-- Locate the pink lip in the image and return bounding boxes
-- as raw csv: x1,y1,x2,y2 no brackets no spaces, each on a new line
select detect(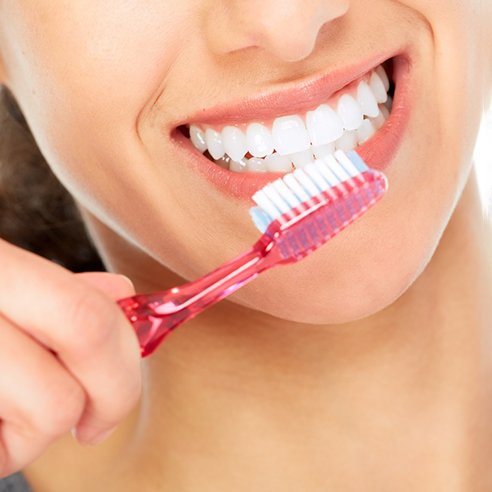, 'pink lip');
172,51,412,202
